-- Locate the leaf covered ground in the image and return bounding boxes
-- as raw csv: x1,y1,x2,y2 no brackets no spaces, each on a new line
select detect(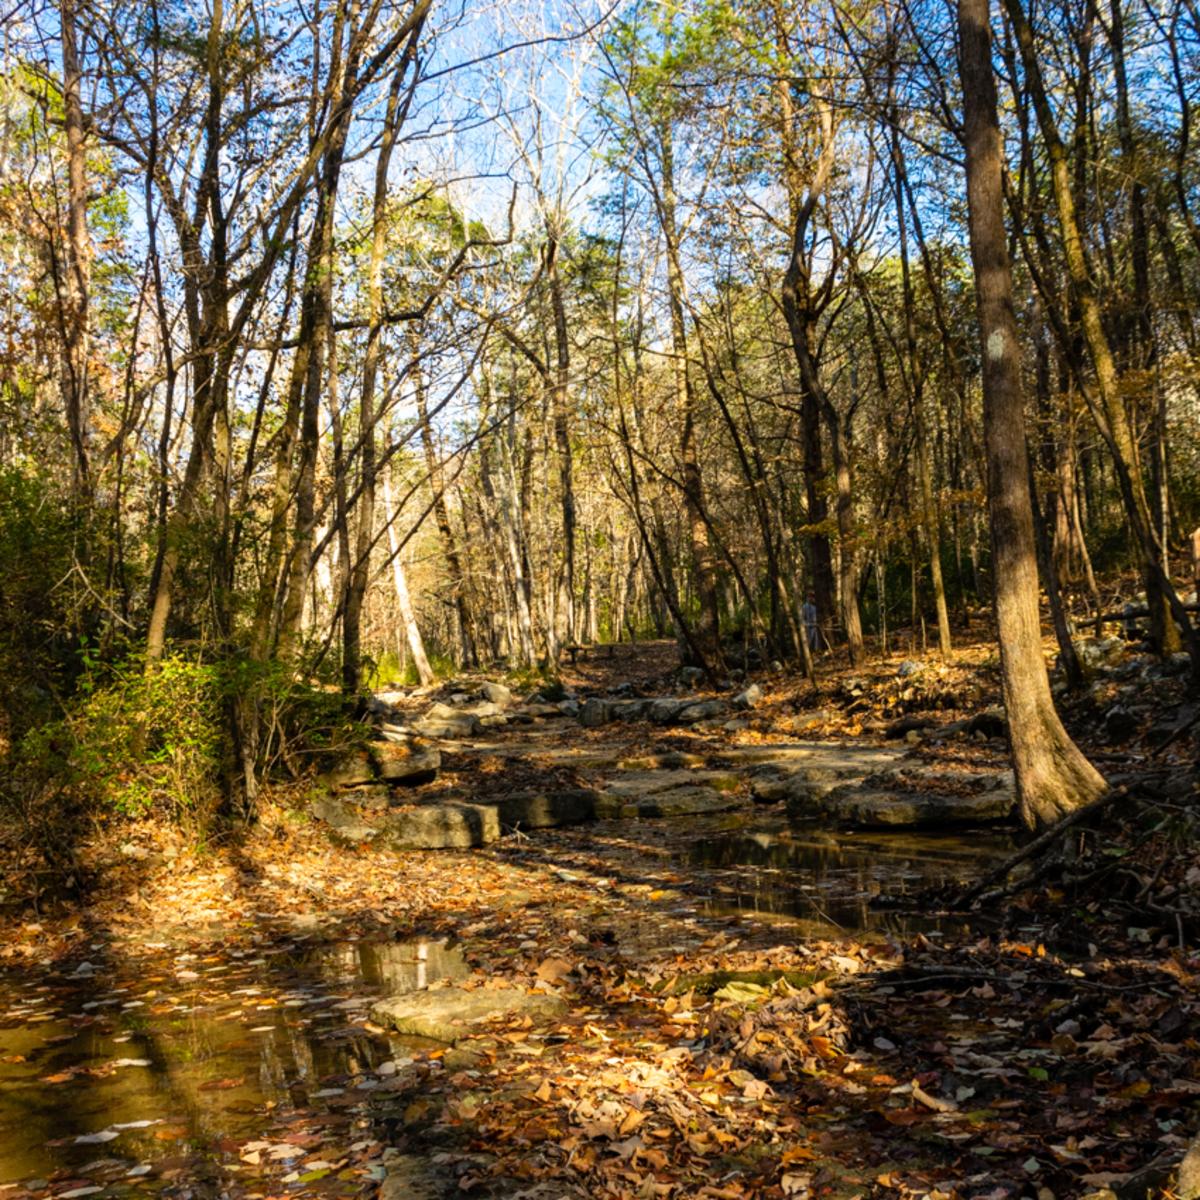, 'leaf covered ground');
0,636,1197,1200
